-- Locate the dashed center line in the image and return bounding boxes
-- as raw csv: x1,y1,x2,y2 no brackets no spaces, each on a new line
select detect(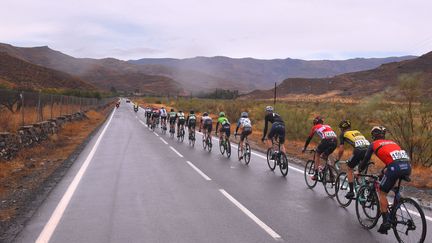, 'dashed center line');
186,161,212,181
169,146,184,157
219,189,282,241
153,132,159,137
